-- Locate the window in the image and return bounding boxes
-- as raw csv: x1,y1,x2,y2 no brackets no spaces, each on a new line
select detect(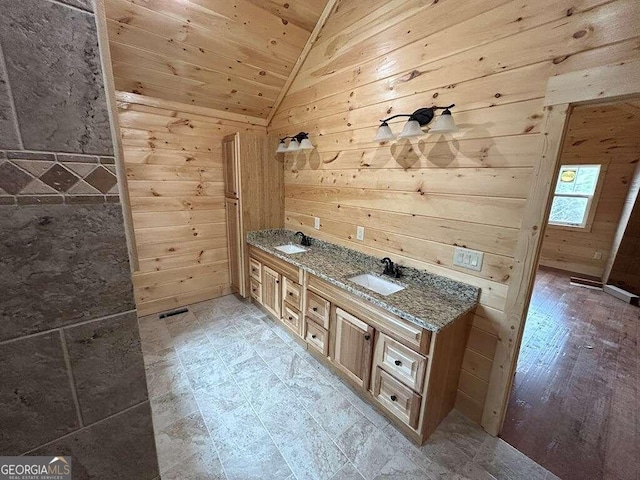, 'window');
548,165,601,228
